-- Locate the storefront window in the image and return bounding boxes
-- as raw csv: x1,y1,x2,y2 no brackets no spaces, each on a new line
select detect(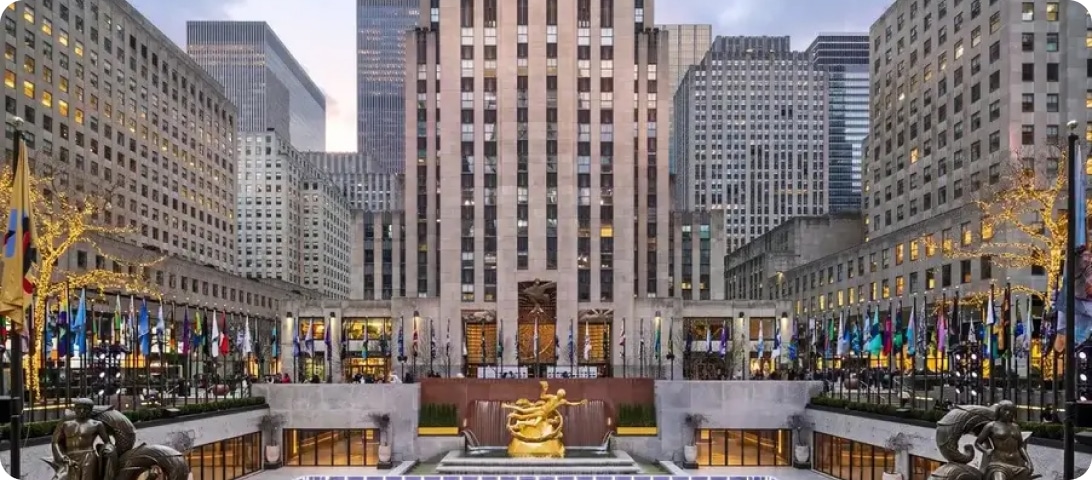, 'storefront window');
695,429,790,466
283,429,380,466
187,432,262,480
911,455,943,480
814,432,896,480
